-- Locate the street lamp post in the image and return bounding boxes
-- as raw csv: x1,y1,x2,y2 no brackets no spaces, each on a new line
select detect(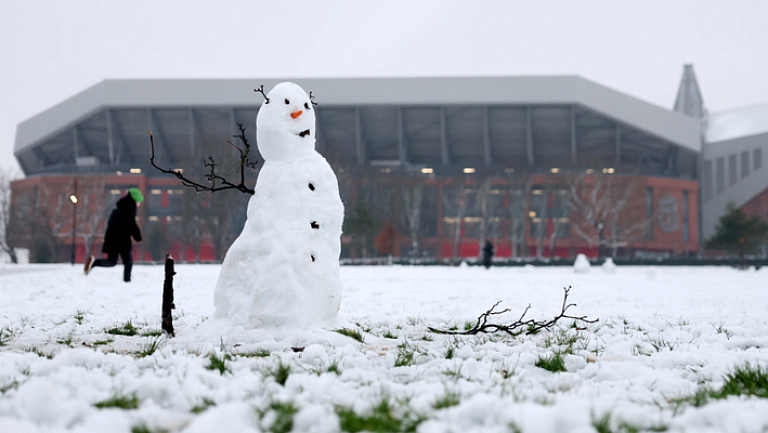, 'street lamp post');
69,180,78,265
